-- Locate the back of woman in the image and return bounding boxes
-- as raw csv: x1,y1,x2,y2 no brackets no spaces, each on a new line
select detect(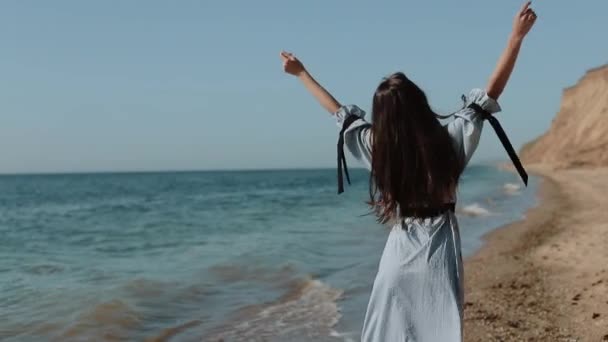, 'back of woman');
338,77,500,341
368,72,463,222
280,3,536,340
